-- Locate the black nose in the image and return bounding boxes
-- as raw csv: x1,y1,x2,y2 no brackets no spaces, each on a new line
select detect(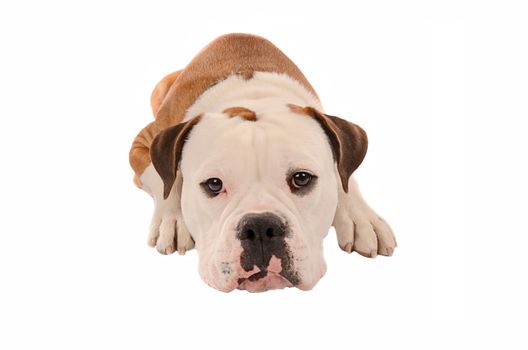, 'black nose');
237,213,286,241
236,213,287,272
